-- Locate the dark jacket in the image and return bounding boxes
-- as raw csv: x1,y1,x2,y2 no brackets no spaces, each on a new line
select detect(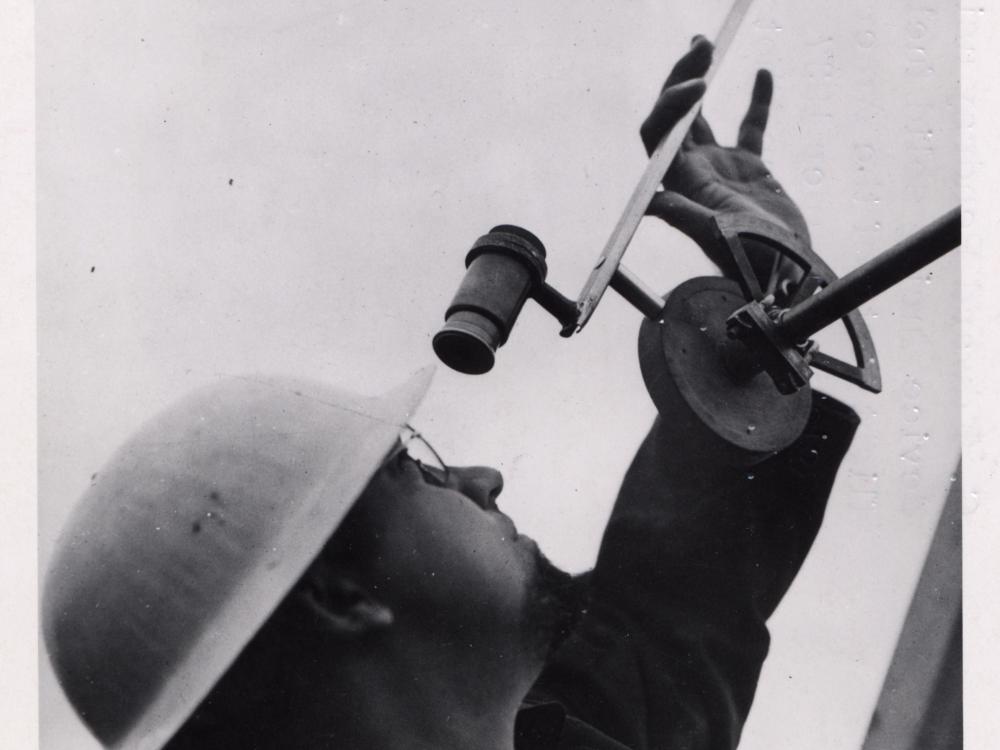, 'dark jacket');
515,392,860,750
